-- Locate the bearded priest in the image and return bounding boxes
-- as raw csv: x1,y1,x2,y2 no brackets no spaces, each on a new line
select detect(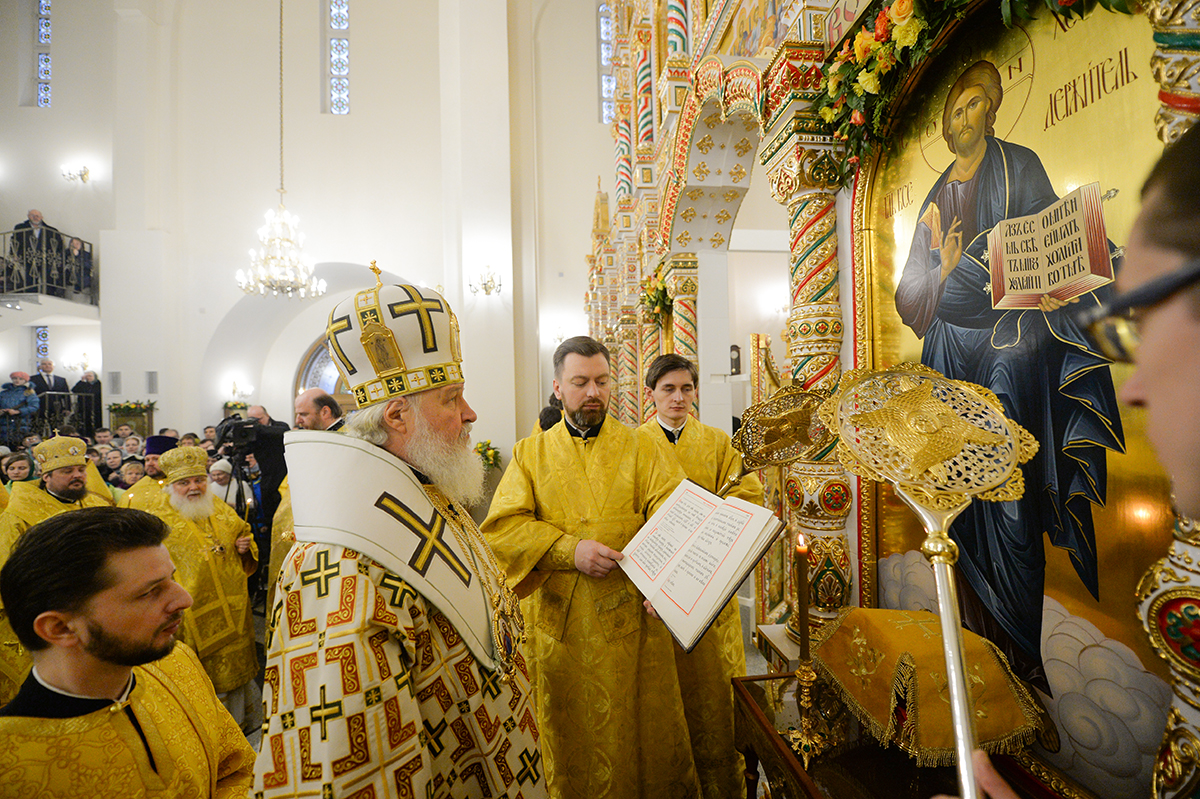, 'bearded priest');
0,506,255,797
253,269,544,798
0,435,110,705
148,445,260,737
